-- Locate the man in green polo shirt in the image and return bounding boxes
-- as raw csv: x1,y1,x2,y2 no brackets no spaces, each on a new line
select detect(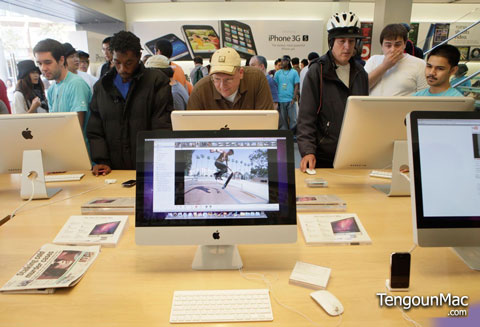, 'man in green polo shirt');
34,38,92,129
